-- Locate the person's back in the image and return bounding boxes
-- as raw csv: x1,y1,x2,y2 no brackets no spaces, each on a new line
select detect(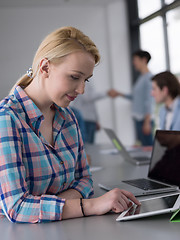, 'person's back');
131,71,153,121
